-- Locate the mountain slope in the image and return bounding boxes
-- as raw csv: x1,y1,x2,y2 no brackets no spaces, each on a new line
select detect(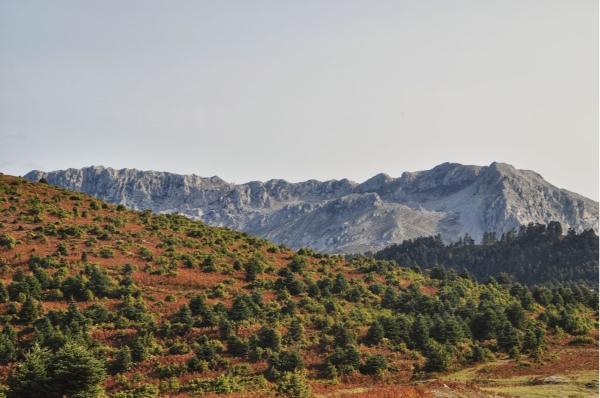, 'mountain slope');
25,162,599,253
0,174,597,397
